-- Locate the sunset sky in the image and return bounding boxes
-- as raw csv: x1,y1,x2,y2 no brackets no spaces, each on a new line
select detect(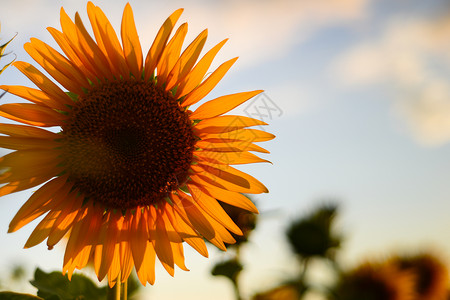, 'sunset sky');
1,0,450,299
